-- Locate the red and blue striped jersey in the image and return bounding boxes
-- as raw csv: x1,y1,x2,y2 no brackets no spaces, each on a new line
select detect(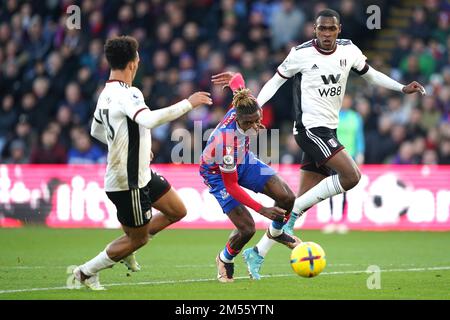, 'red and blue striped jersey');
200,107,251,175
